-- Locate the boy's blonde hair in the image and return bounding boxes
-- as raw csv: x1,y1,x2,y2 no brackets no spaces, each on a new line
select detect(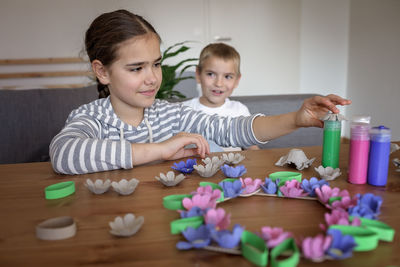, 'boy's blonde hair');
198,43,241,75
